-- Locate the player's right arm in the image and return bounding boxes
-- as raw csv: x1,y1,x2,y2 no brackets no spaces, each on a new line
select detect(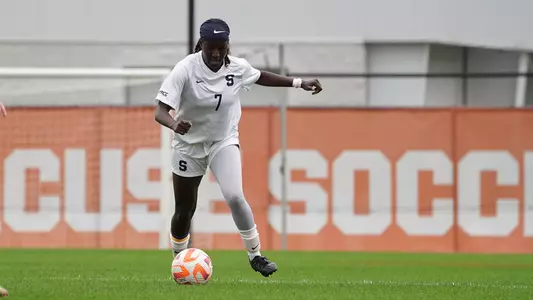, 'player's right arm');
154,62,191,135
155,102,191,135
